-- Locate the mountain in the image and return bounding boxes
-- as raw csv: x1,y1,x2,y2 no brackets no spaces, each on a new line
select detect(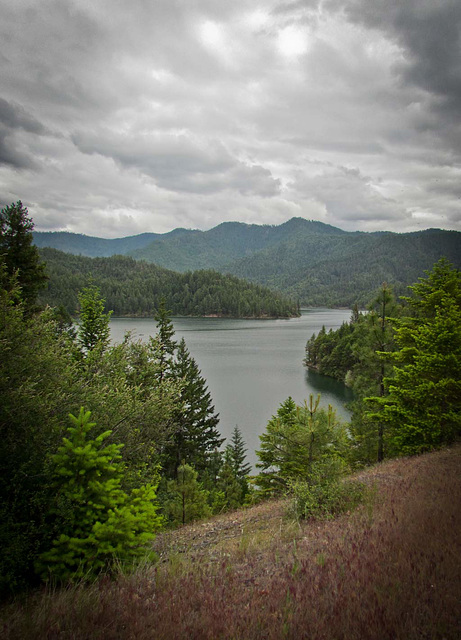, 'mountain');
130,218,346,271
34,219,461,307
32,228,193,257
226,228,461,306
